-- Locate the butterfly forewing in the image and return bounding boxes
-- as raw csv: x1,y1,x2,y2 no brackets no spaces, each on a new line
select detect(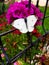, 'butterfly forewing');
27,15,38,32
